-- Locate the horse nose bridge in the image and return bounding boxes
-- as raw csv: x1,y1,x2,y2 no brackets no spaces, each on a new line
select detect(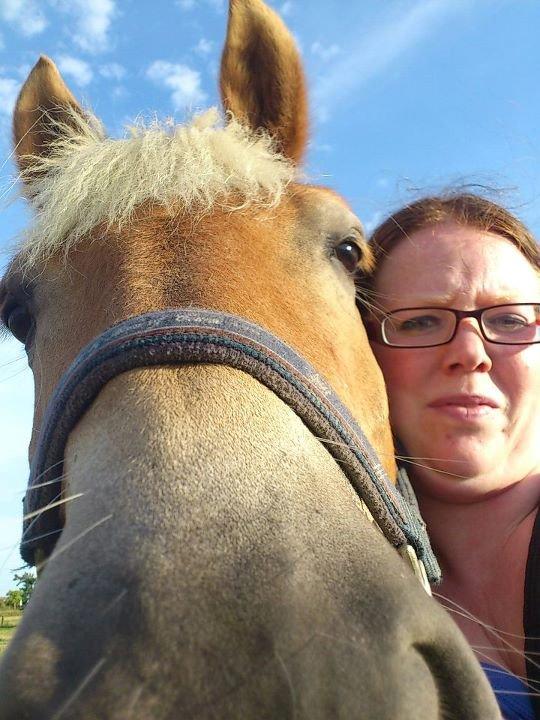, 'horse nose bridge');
132,206,298,315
